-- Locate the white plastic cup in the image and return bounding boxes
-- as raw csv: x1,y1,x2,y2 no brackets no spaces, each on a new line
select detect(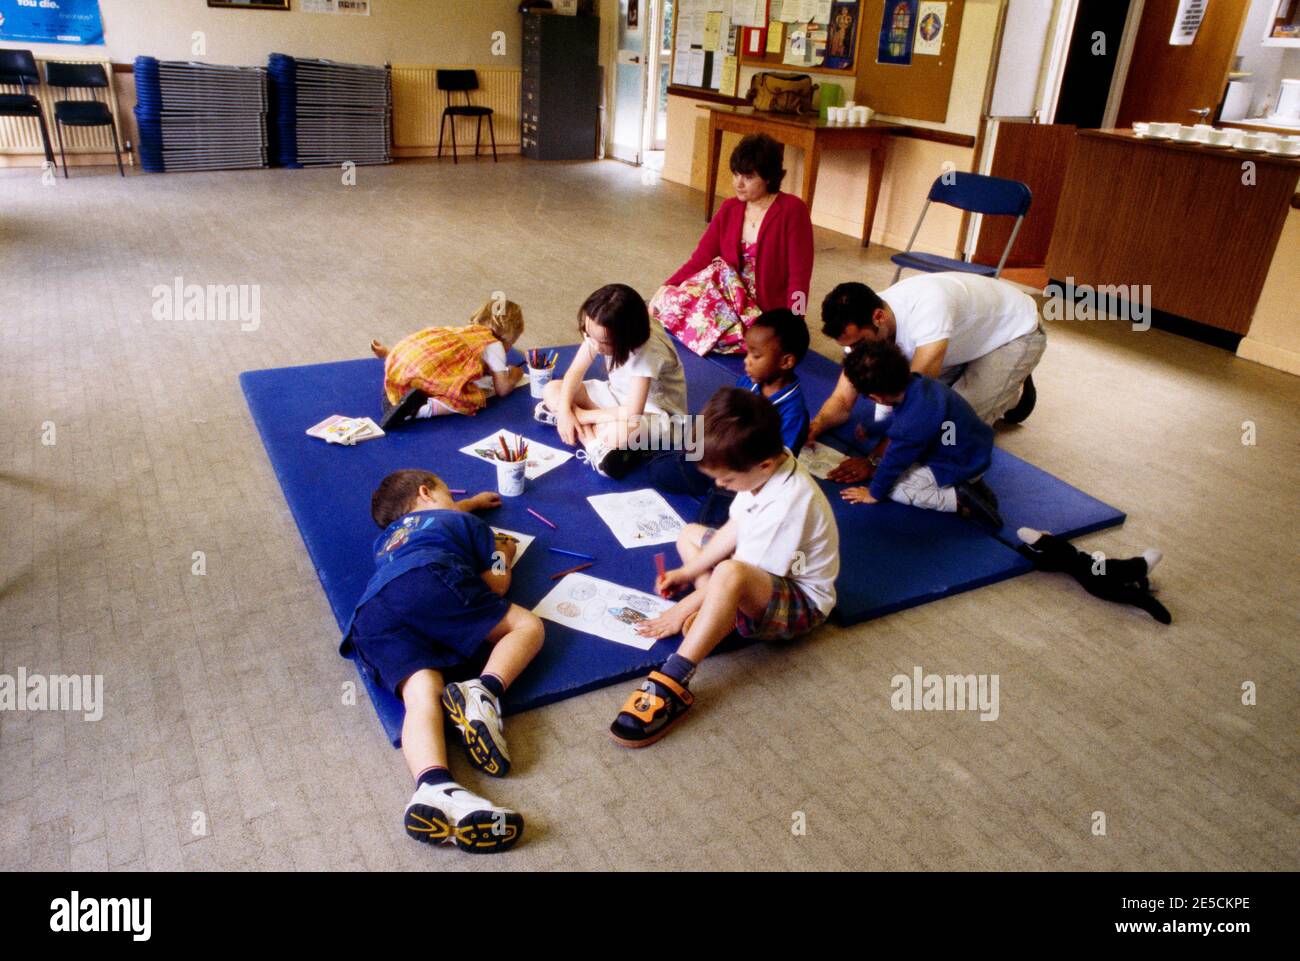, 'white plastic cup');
528,364,553,399
496,459,527,497
852,106,869,125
